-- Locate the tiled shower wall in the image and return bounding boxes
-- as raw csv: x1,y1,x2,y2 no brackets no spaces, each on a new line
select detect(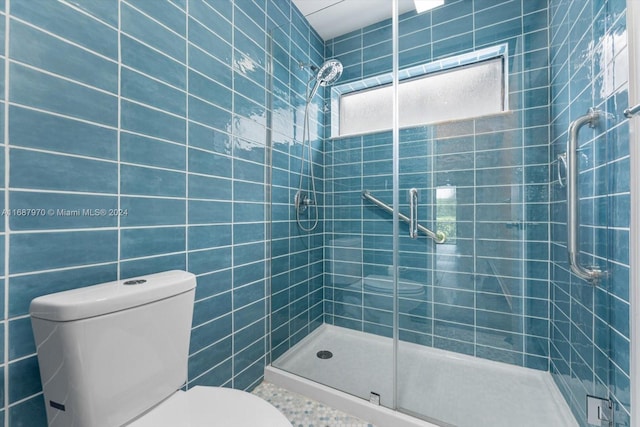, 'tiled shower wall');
323,0,552,369
1,0,319,425
268,3,326,361
549,0,631,425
